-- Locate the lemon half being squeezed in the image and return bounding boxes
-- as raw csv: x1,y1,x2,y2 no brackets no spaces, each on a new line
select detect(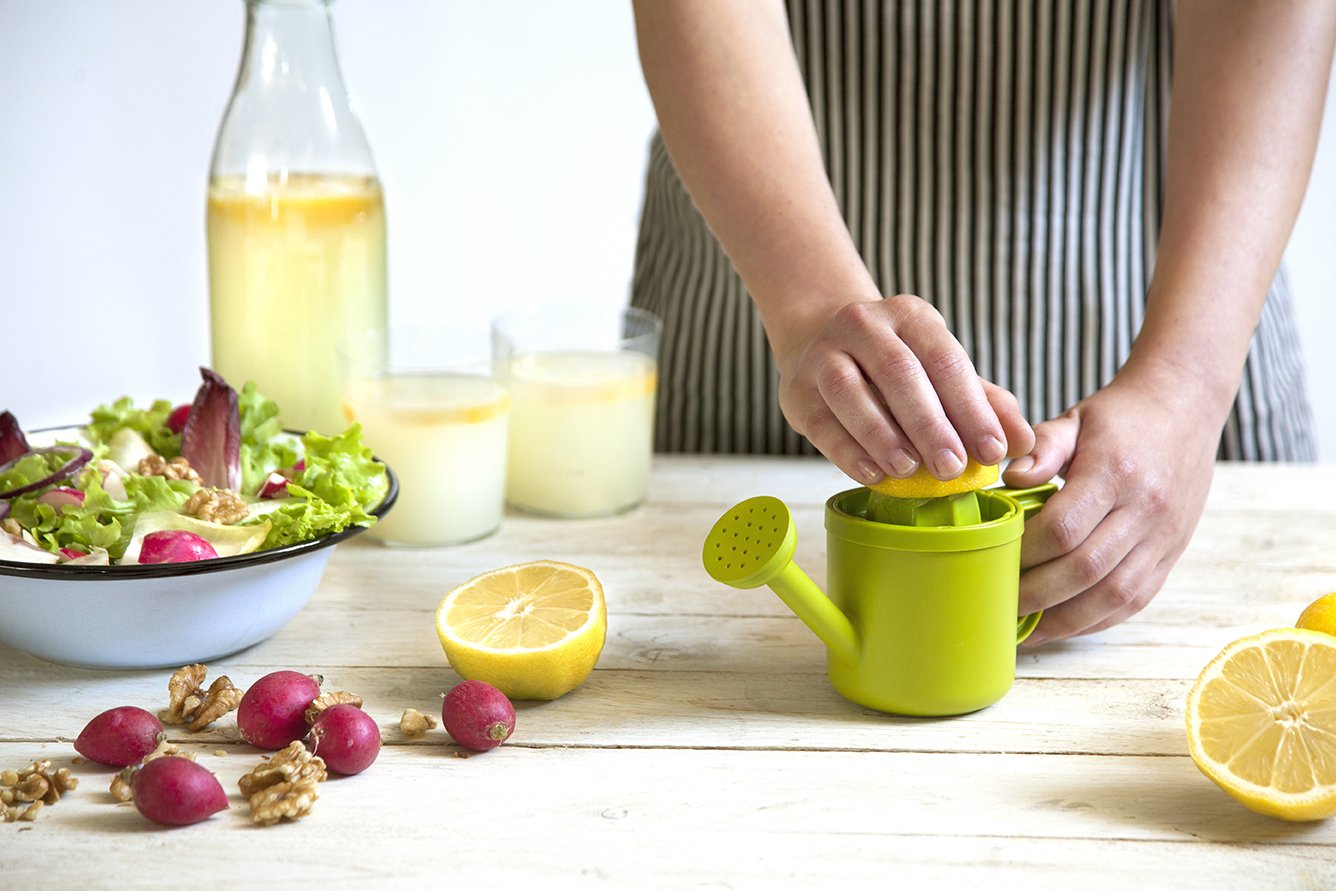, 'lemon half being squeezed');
435,560,607,701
